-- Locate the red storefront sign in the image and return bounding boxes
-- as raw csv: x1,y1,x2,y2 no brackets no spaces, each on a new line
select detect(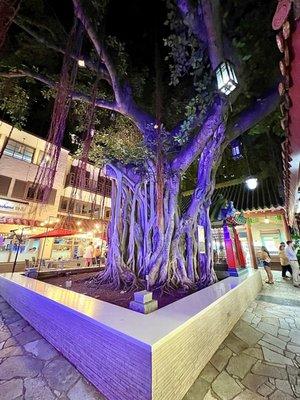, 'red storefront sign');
0,216,40,227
